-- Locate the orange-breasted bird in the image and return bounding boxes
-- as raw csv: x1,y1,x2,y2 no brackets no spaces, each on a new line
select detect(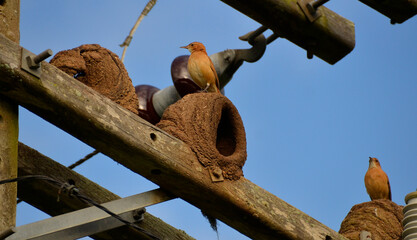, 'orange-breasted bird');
180,42,220,93
364,157,392,201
